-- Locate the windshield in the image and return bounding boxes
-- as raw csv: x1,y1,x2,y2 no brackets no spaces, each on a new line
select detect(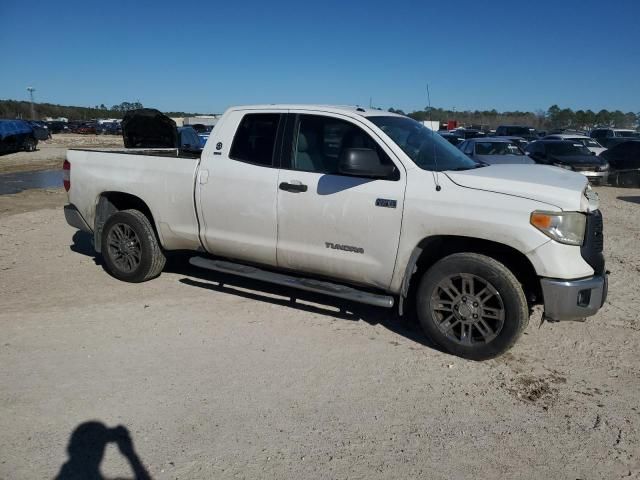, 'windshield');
568,137,601,148
475,141,523,155
546,142,591,156
614,130,640,138
368,116,481,171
